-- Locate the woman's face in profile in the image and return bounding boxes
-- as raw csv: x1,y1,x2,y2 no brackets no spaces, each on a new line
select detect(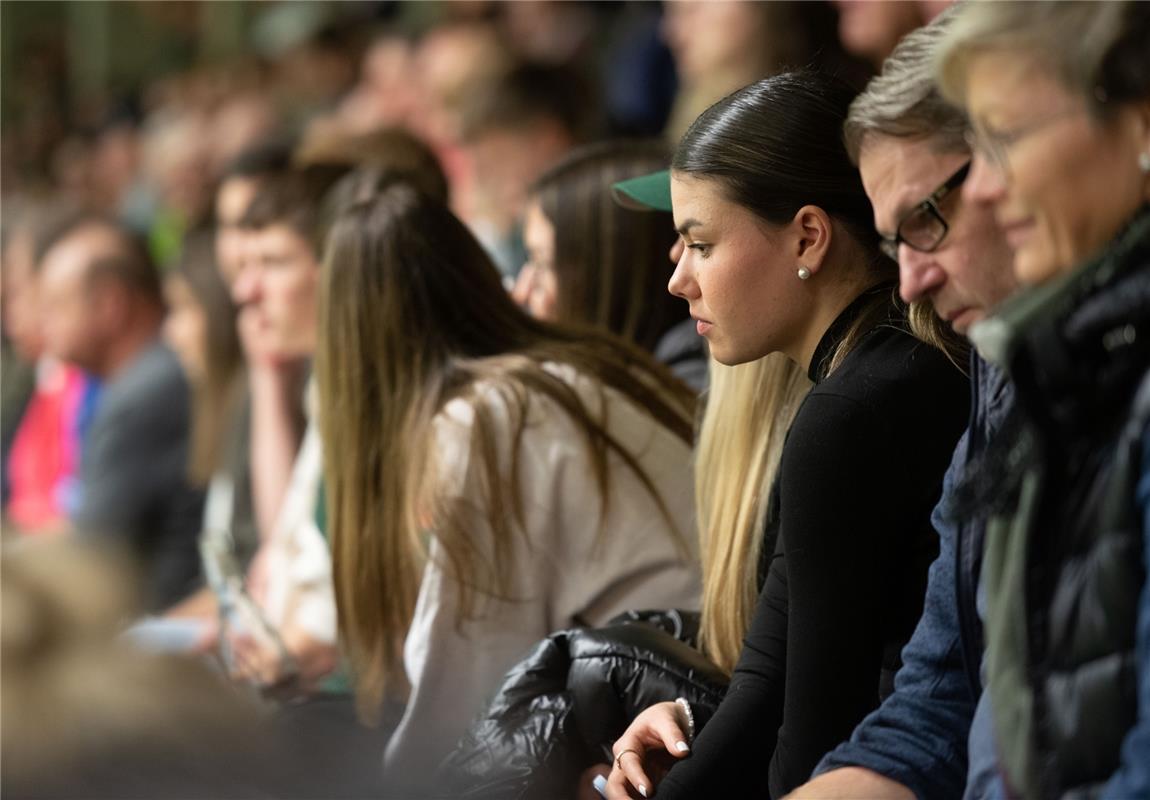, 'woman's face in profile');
667,172,806,366
163,274,207,380
962,50,1150,286
519,199,559,320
